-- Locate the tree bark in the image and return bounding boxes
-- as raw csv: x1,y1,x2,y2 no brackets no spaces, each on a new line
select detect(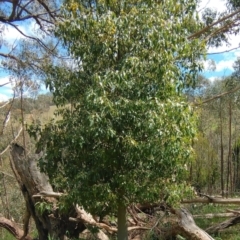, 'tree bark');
220,99,224,197
206,215,240,234
0,216,32,240
9,143,84,240
117,202,128,240
172,208,215,240
182,196,240,204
